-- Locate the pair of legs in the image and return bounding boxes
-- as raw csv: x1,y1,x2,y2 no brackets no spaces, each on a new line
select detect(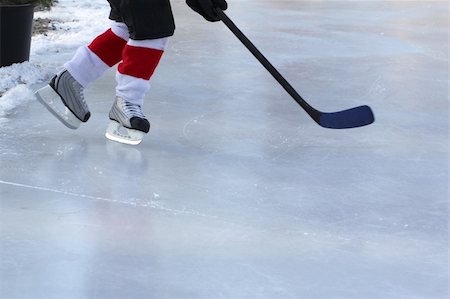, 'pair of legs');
66,21,169,108
36,0,176,145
